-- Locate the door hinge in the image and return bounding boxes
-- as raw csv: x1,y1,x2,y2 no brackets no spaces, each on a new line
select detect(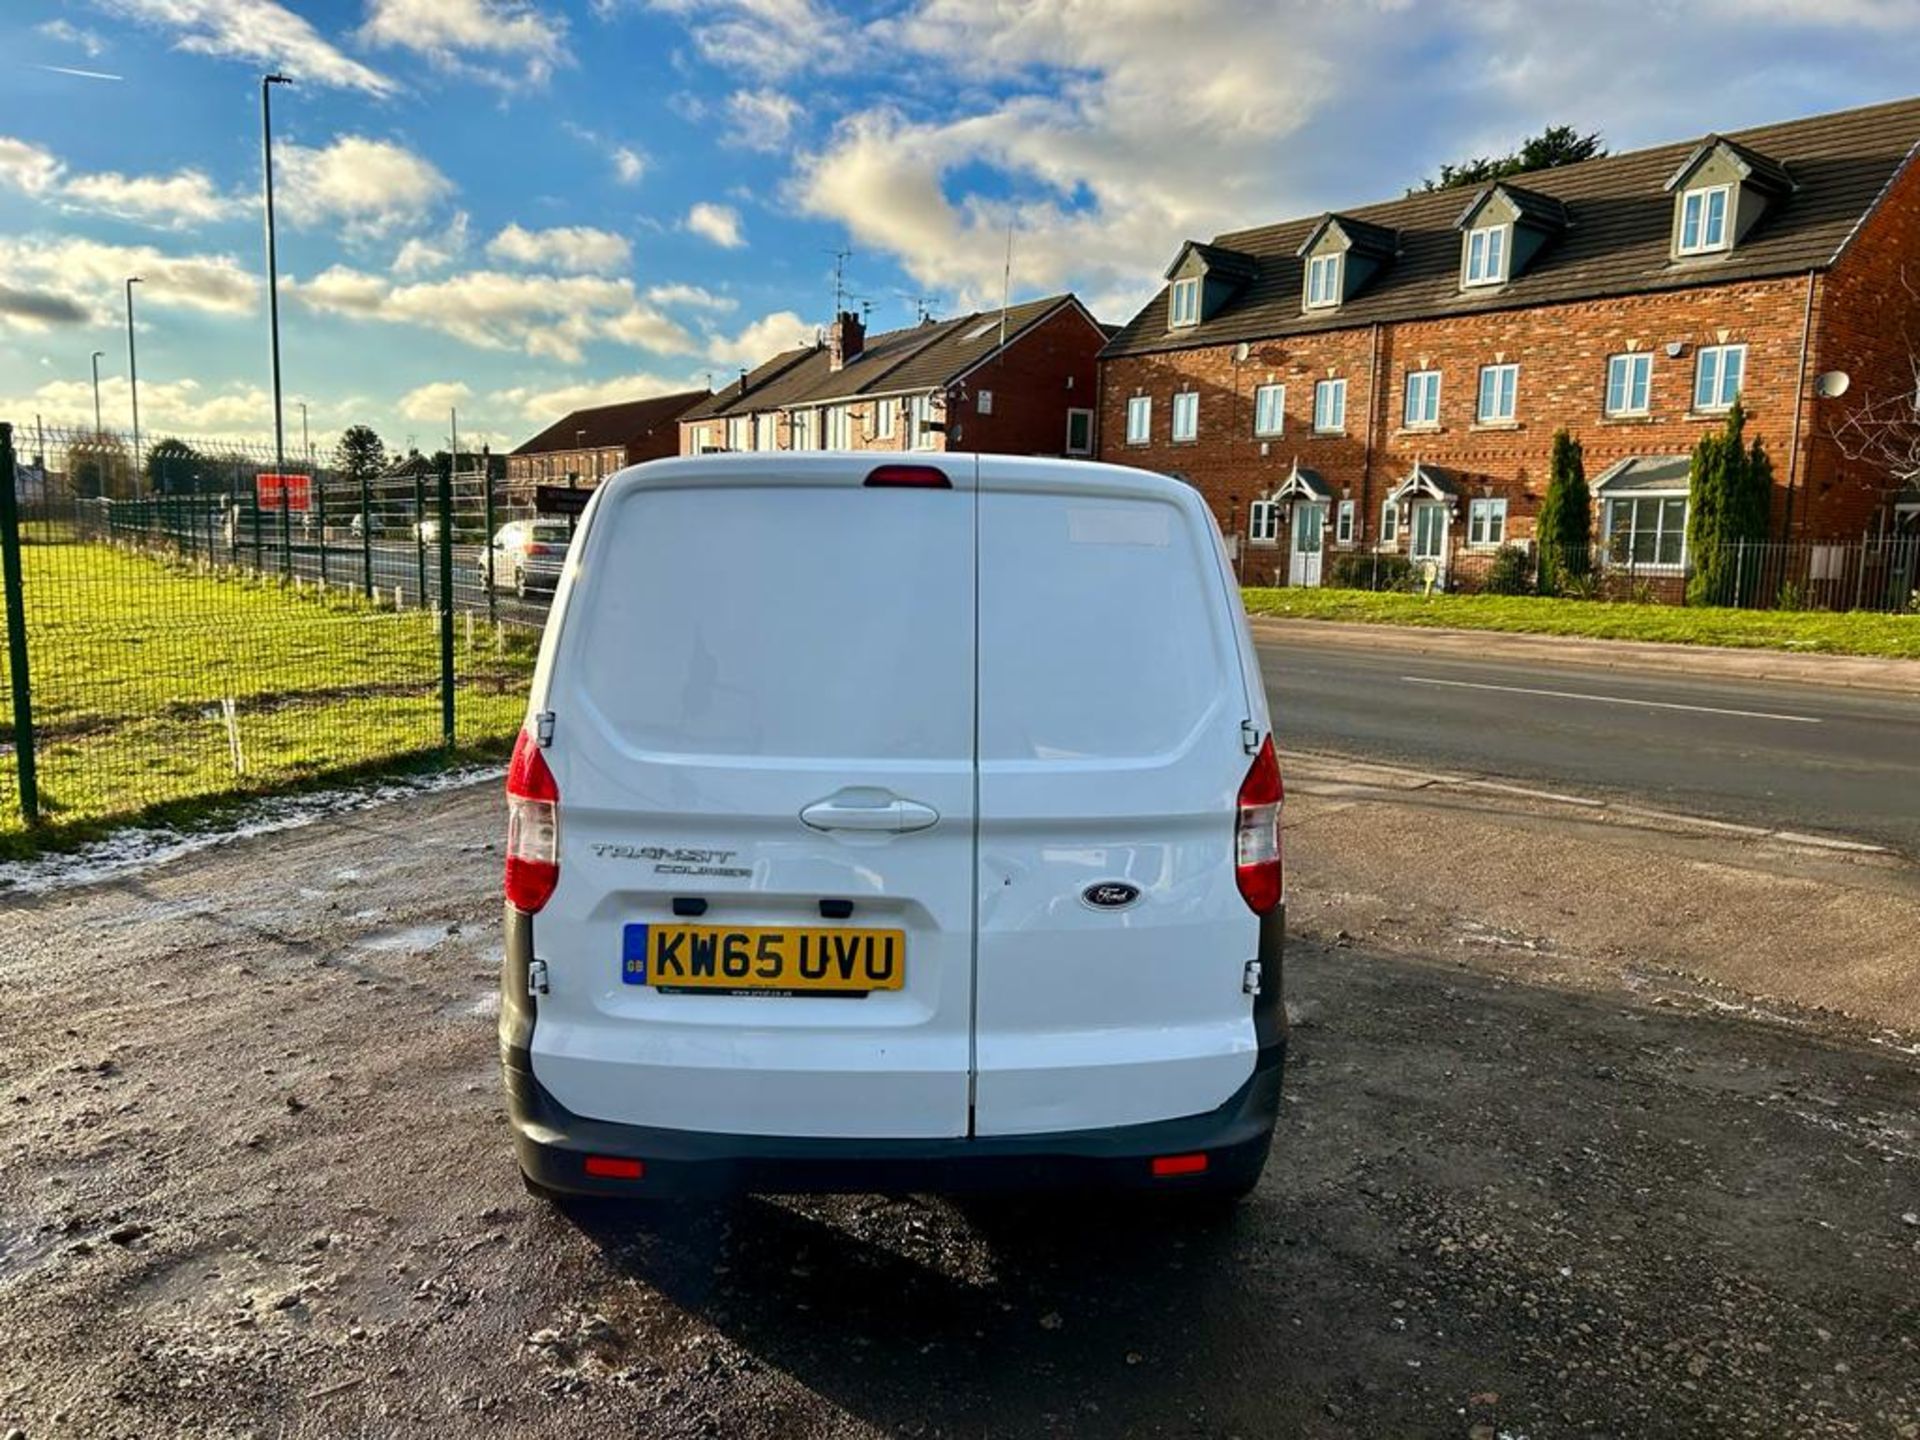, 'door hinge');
534,711,555,747
1241,719,1260,755
527,959,550,996
1242,960,1263,996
